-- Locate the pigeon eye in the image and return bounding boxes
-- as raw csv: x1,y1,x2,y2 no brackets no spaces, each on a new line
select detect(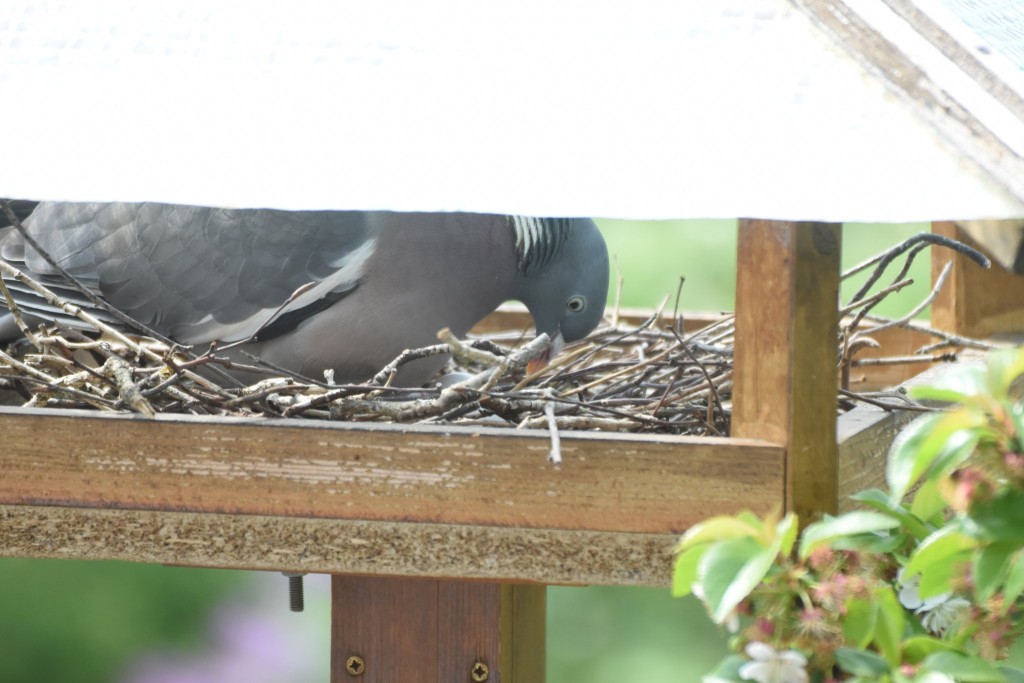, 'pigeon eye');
566,295,586,313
